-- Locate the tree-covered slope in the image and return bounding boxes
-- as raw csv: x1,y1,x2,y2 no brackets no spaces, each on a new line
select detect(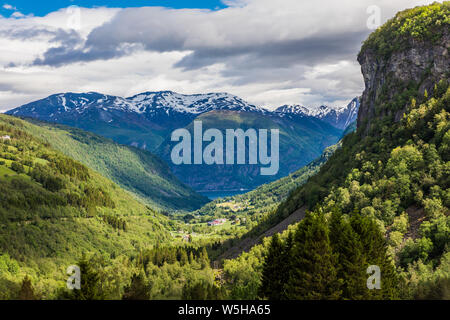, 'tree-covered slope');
7,116,208,211
185,143,338,254
223,2,450,300
0,115,180,297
